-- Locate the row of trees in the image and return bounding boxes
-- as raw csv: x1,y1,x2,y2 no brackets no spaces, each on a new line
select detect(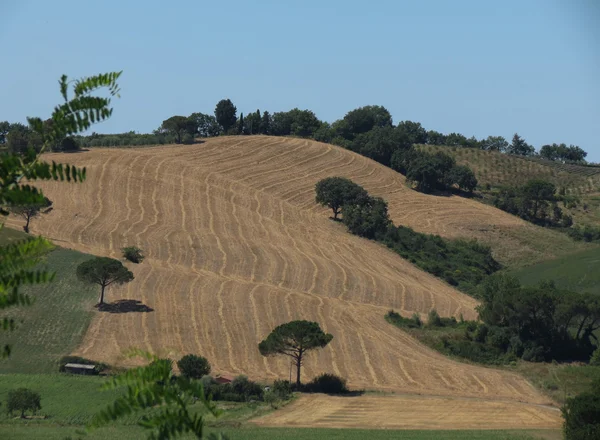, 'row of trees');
0,120,81,153
202,101,589,162
4,100,590,165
